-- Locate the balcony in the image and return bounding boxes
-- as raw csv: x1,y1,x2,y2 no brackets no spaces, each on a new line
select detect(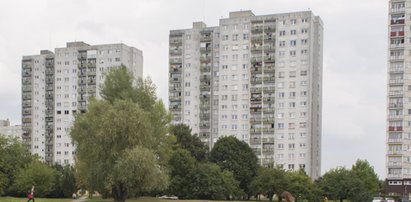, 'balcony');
251,45,263,52
251,25,263,33
263,108,275,114
200,65,211,72
389,79,403,85
200,56,211,63
77,53,87,60
169,49,182,55
264,25,276,32
87,70,96,76
388,114,403,119
264,45,276,52
169,96,181,102
170,58,182,64
388,126,403,131
22,85,32,92
389,103,403,108
387,174,402,179
170,38,183,45
391,19,405,25
87,86,96,93
390,67,404,73
169,86,182,92
387,150,403,155
78,96,87,102
389,91,403,97
251,35,263,42
200,35,212,42
390,43,404,49
390,31,405,37
251,67,262,73
263,87,275,92
391,7,405,13
264,57,275,63
388,138,403,143
251,56,262,64
45,69,54,75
